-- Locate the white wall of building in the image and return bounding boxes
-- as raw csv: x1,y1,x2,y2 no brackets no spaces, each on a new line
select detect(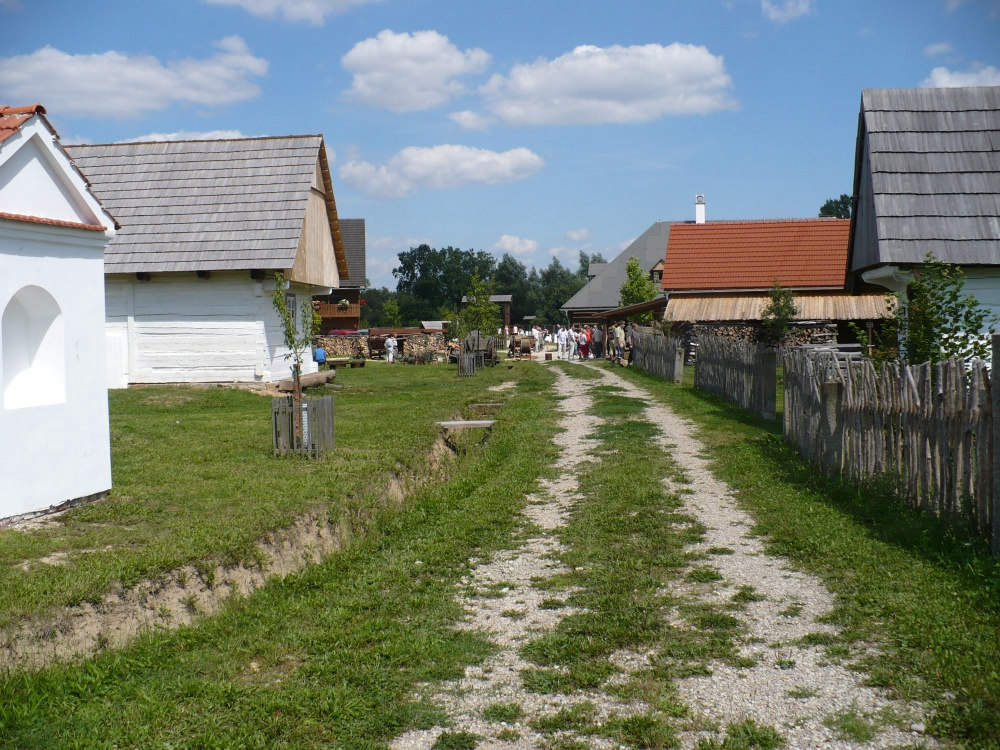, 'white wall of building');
0,221,111,517
964,268,1000,333
105,272,320,387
